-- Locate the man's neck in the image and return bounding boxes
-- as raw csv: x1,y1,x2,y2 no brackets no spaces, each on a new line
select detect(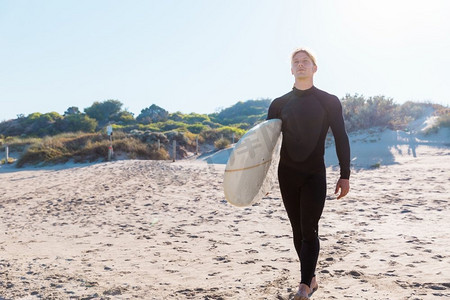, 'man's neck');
294,79,314,90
